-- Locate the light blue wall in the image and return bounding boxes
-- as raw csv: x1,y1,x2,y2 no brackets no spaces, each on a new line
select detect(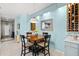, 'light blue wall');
16,14,30,35
15,4,67,51
53,6,67,51
31,4,67,51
